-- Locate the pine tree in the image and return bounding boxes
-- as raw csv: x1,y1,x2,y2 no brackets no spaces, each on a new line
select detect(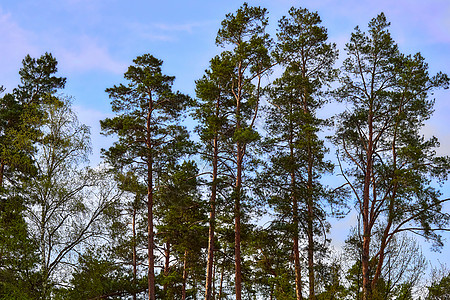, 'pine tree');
101,54,193,300
215,4,273,298
334,13,450,299
194,52,236,300
0,52,66,189
155,161,207,299
263,7,339,299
